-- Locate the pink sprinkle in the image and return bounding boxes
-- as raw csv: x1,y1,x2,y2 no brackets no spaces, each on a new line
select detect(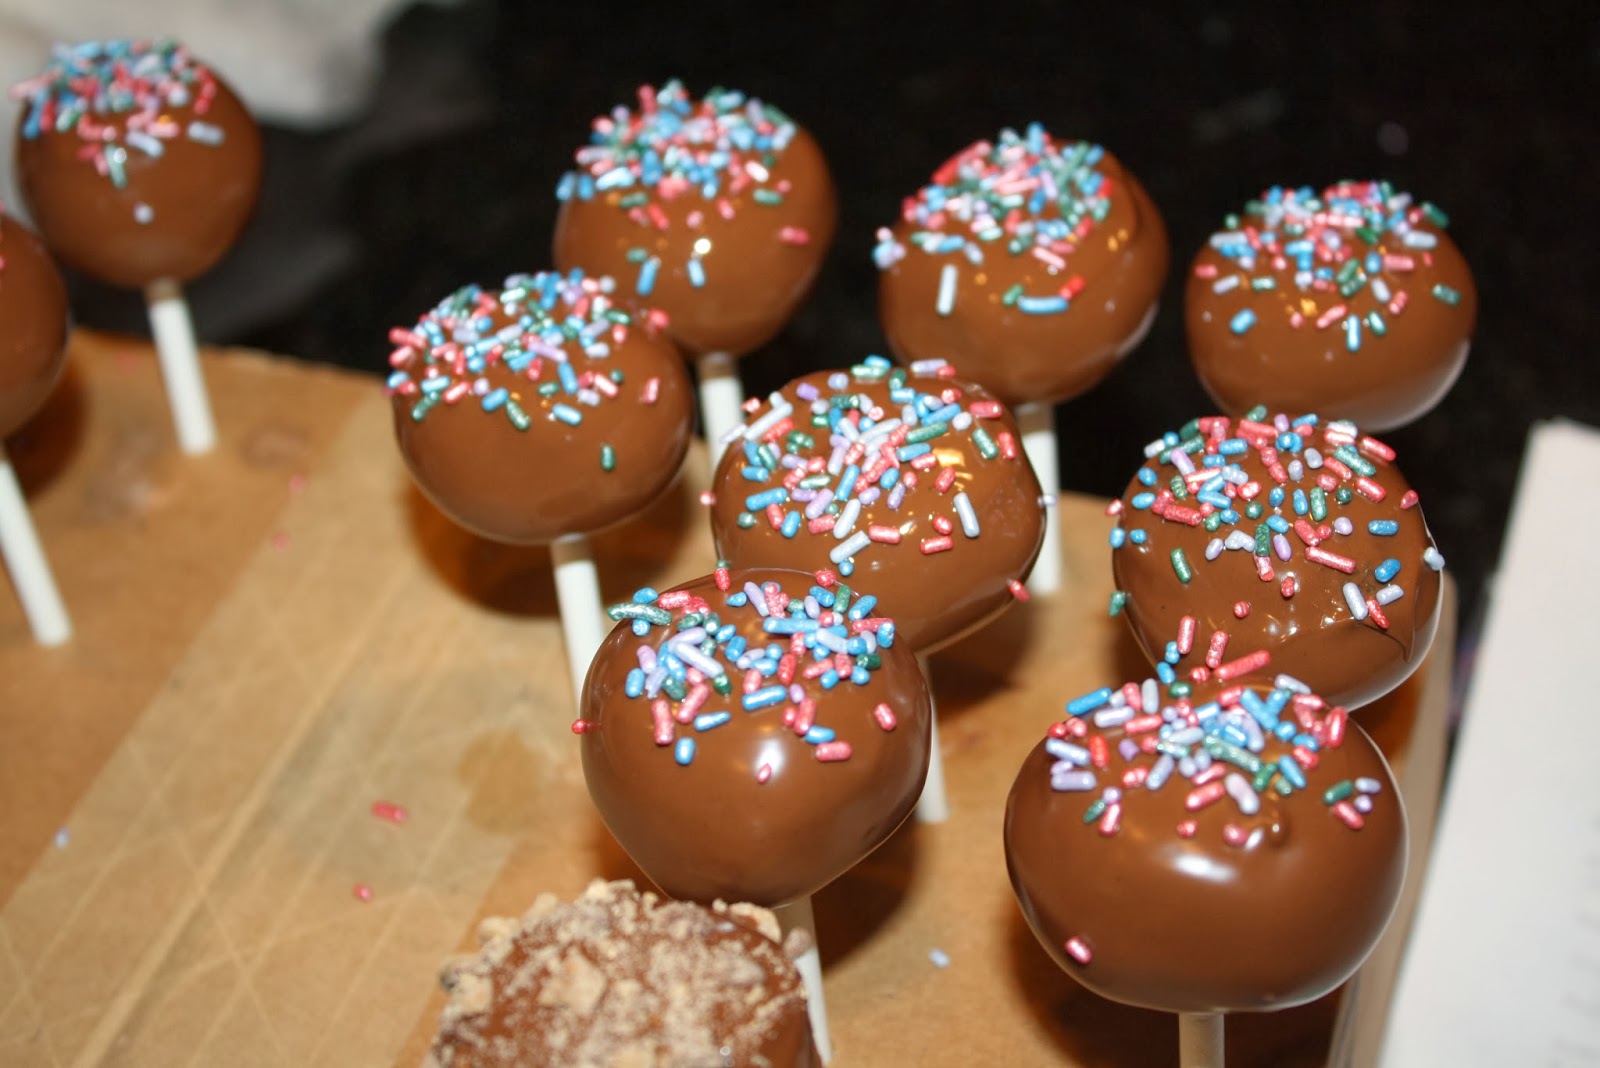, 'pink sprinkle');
872,703,897,731
1106,499,1124,516
570,719,592,734
1216,649,1272,682
1177,616,1196,655
1305,546,1357,573
1355,476,1387,501
1065,936,1094,965
270,532,291,552
1332,800,1366,830
1176,820,1198,838
1185,781,1227,811
698,490,716,506
814,741,853,763
920,536,954,554
641,376,661,404
778,226,811,245
1222,824,1249,847
371,801,408,824
1007,578,1030,602
1400,489,1420,509
288,473,307,495
353,884,373,902
1097,802,1122,836
1206,630,1229,669
1233,600,1251,619
756,763,773,783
